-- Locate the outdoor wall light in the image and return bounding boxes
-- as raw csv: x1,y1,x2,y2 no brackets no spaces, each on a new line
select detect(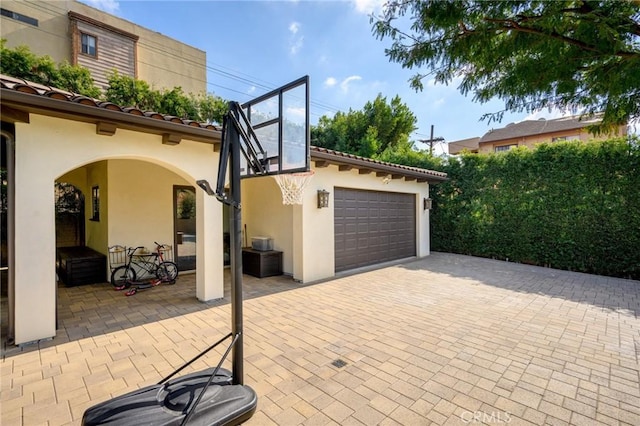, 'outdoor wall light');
423,197,433,210
317,189,330,208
